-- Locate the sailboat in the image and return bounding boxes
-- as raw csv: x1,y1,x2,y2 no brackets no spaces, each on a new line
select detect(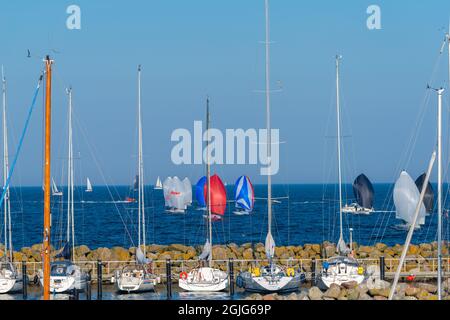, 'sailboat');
51,177,63,196
393,171,427,230
39,87,87,293
318,56,365,289
178,97,228,292
233,175,255,215
163,176,191,213
154,176,162,190
113,65,160,293
201,175,226,222
415,173,435,214
342,174,375,215
236,0,304,293
85,177,92,193
0,67,23,294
